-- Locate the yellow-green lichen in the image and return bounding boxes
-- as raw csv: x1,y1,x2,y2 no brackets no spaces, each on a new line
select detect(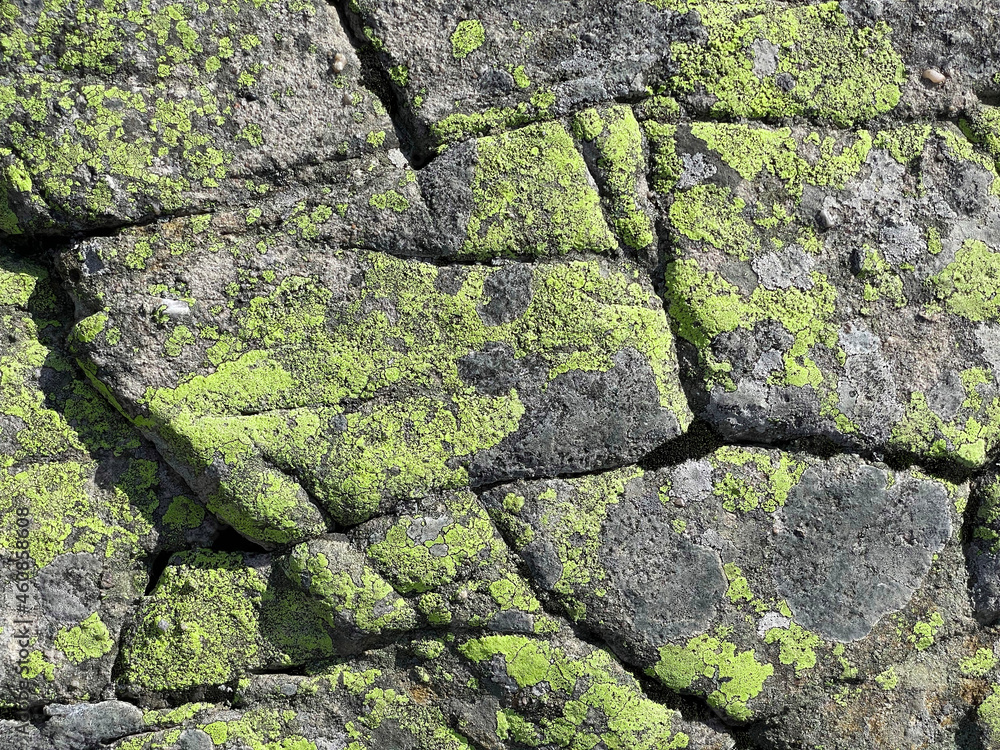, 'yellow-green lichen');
117,551,269,691
461,635,688,749
650,634,774,722
20,650,55,681
463,120,616,258
451,19,484,59
365,490,504,593
961,648,997,678
874,666,898,691
691,123,872,201
928,239,1000,322
710,446,806,513
107,250,688,538
493,468,642,621
54,612,114,663
284,542,416,634
665,1,903,127
573,105,655,249
909,611,944,651
665,258,840,390
763,622,820,675
890,368,1000,468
